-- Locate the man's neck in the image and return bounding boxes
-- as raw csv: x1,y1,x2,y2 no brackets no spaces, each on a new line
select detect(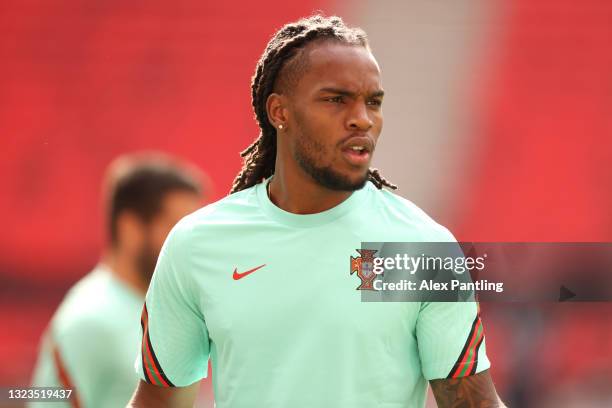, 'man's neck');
267,167,353,215
102,249,148,296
